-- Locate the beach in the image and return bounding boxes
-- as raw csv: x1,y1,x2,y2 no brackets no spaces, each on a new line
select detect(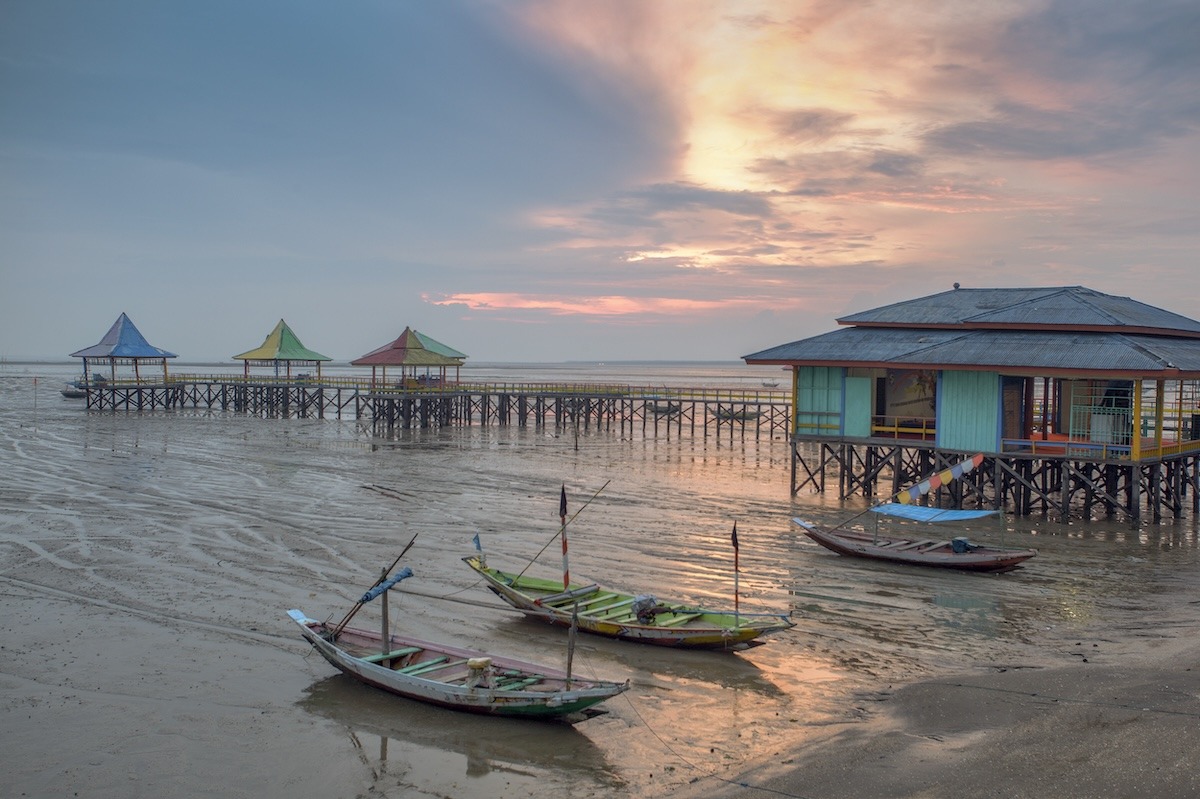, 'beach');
2,362,1199,798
